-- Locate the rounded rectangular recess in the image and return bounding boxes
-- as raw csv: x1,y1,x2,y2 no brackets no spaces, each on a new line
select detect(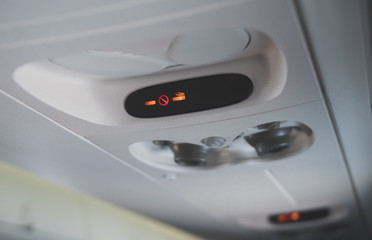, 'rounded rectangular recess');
124,73,253,118
269,208,330,224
